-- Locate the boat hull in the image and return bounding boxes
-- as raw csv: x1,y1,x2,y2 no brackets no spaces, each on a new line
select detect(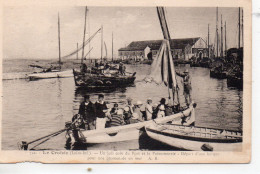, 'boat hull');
69,103,196,144
145,123,242,151
210,69,227,79
73,69,136,88
27,70,73,80
227,75,243,89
